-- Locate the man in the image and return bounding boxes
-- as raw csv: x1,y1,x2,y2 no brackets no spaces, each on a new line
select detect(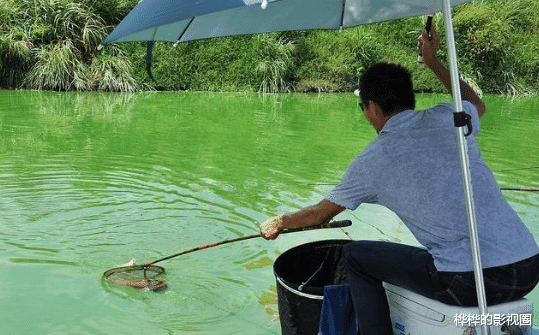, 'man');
259,26,539,334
